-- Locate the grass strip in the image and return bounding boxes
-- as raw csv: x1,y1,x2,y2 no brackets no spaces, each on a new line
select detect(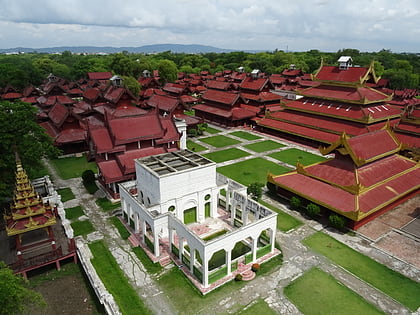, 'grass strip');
96,197,120,212
199,135,241,148
258,200,302,232
51,155,97,179
303,232,420,311
236,299,277,315
229,131,261,141
65,206,84,220
132,247,163,274
57,187,75,202
268,148,327,166
217,157,291,186
70,220,95,236
243,140,284,153
285,267,385,315
89,241,152,315
203,148,250,163
109,216,130,240
205,126,222,134
186,140,207,152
